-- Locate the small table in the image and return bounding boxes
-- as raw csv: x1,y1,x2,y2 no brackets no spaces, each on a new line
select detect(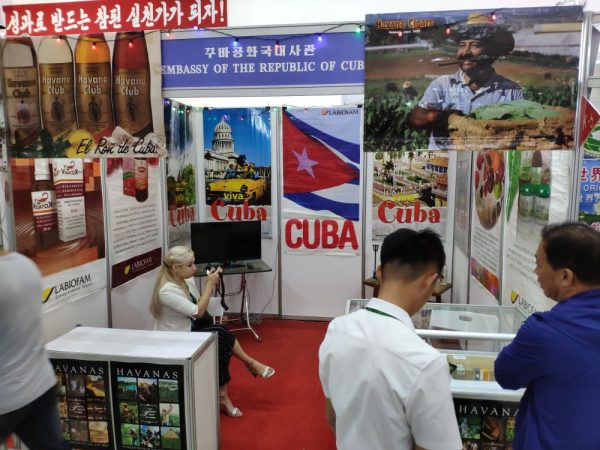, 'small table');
196,259,272,342
363,277,452,303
